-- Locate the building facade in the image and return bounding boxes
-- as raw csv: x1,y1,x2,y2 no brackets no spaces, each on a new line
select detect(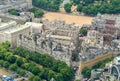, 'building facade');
0,19,31,48
92,14,120,38
17,20,81,66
